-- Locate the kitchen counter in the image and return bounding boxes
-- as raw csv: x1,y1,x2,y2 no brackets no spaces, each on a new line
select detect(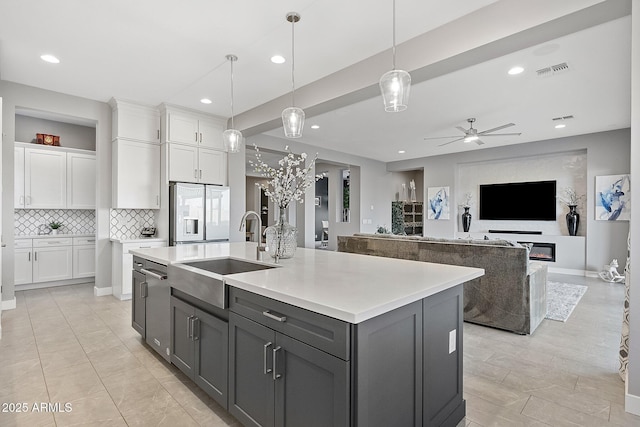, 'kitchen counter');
109,237,166,244
130,241,483,324
16,233,95,239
